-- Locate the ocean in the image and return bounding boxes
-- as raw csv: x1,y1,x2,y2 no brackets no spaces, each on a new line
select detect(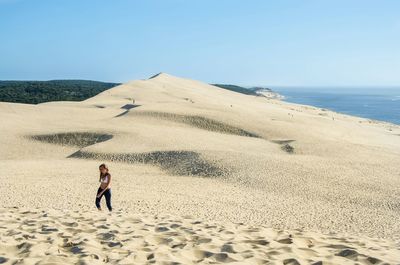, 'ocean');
272,87,400,125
